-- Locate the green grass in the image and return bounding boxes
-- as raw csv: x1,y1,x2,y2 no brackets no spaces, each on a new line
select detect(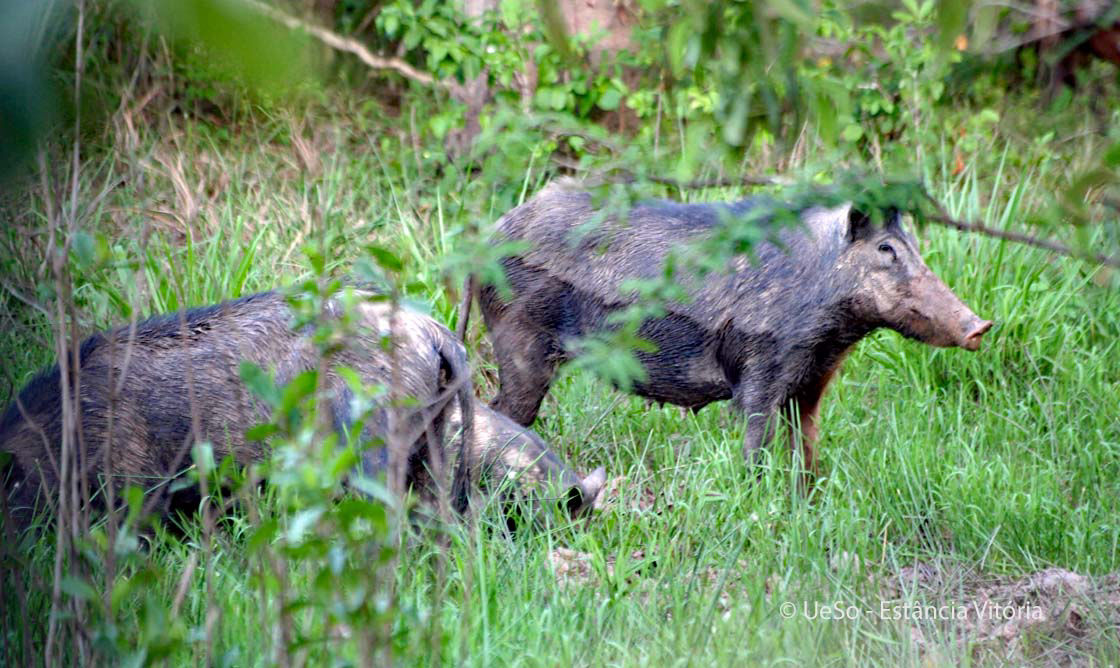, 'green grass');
2,88,1119,666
